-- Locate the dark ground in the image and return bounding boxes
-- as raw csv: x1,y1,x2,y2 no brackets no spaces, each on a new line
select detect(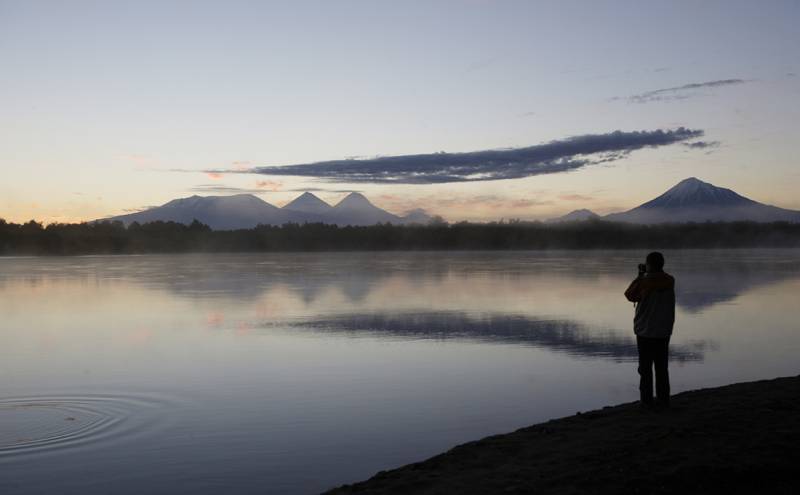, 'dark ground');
325,375,800,494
